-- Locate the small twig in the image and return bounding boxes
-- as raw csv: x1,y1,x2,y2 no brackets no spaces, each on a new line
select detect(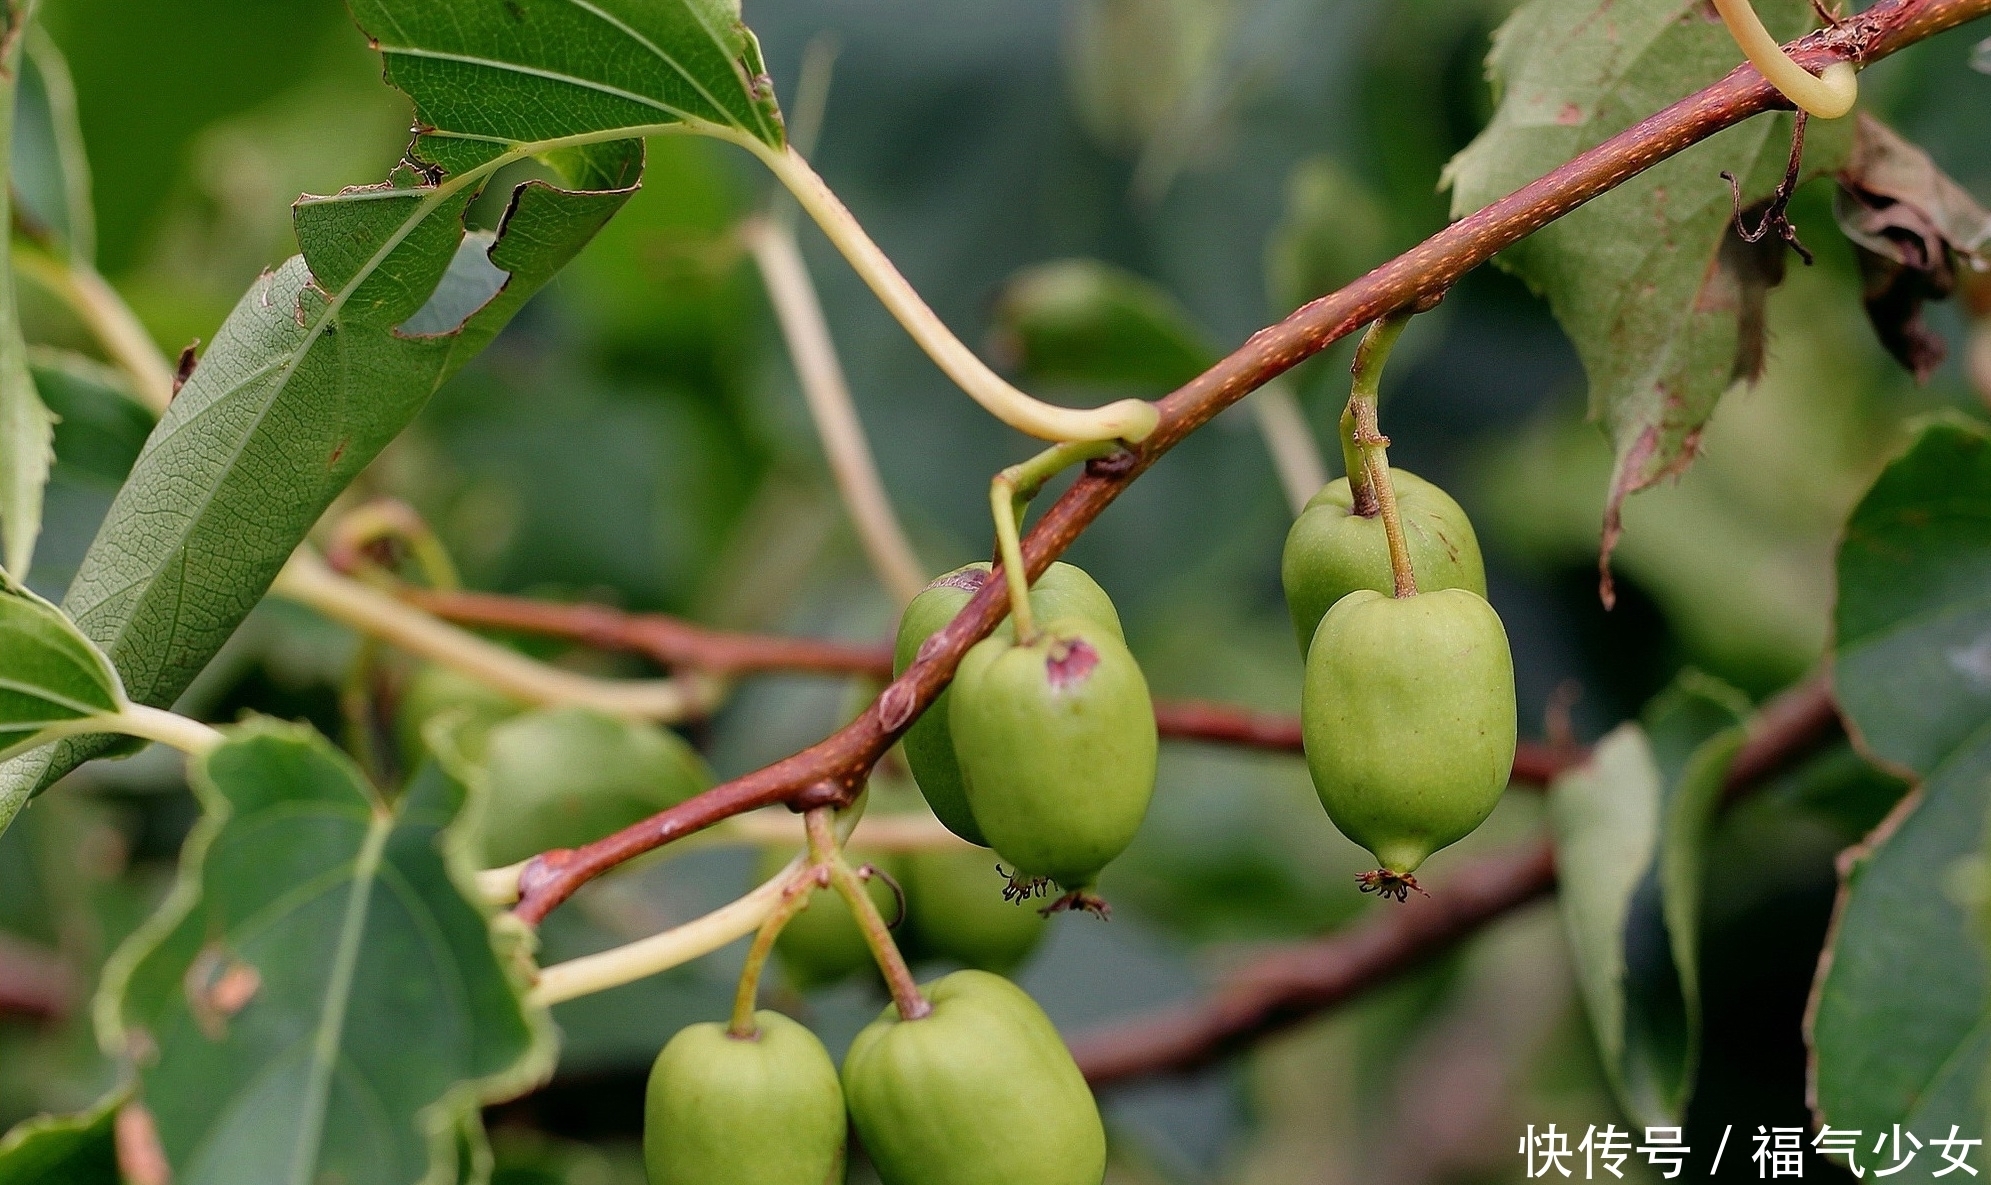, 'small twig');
275,551,723,722
402,585,894,678
1720,111,1817,265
